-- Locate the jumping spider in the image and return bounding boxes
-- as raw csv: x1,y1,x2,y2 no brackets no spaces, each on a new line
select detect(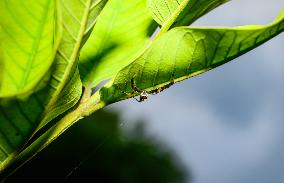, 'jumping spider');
119,78,175,102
